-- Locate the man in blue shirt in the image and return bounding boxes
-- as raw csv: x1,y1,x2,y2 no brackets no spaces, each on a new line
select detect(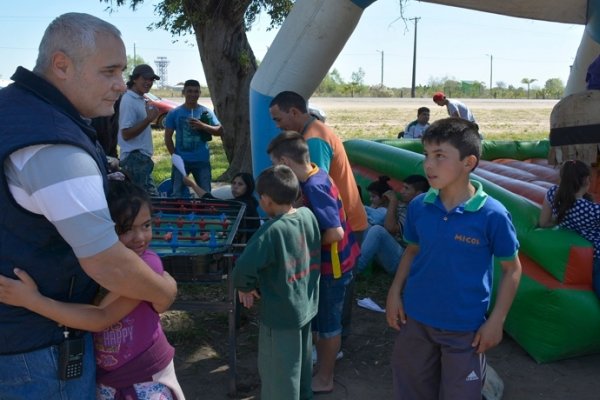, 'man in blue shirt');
164,79,223,196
